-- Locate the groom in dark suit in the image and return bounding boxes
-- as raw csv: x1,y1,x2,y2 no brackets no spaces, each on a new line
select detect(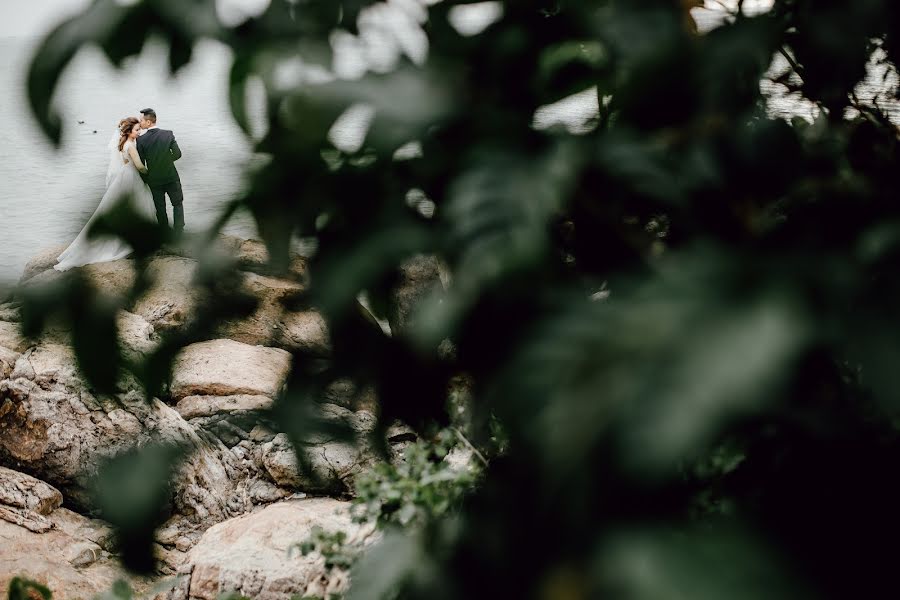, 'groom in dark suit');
136,108,184,235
